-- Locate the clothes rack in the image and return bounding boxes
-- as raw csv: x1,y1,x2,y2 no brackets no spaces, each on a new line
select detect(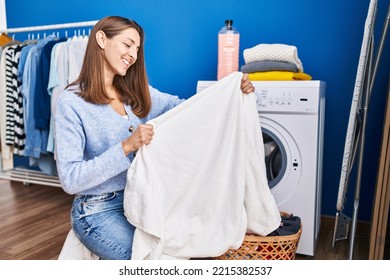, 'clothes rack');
0,20,98,34
0,20,98,188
